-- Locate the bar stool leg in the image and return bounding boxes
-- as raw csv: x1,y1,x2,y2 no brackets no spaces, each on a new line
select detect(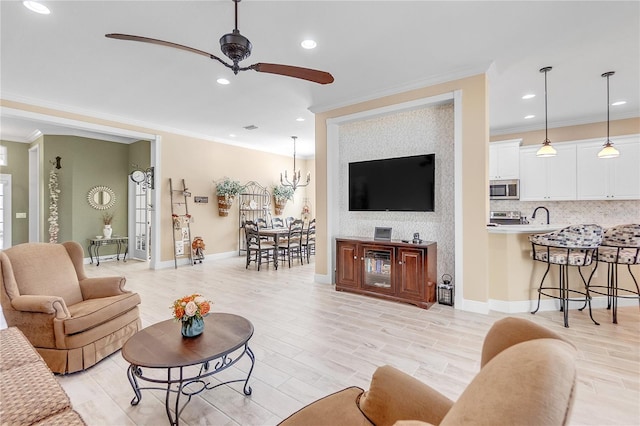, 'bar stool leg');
531,262,551,315
578,266,599,326
628,264,640,309
560,264,569,328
